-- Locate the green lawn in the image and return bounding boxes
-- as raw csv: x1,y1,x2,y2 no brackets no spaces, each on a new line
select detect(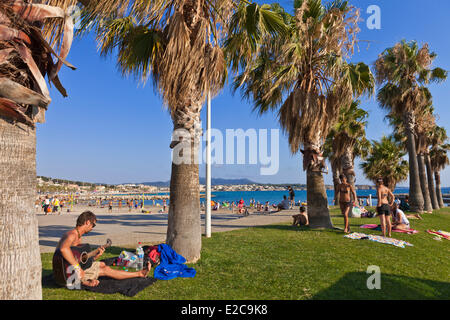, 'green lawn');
41,207,450,300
